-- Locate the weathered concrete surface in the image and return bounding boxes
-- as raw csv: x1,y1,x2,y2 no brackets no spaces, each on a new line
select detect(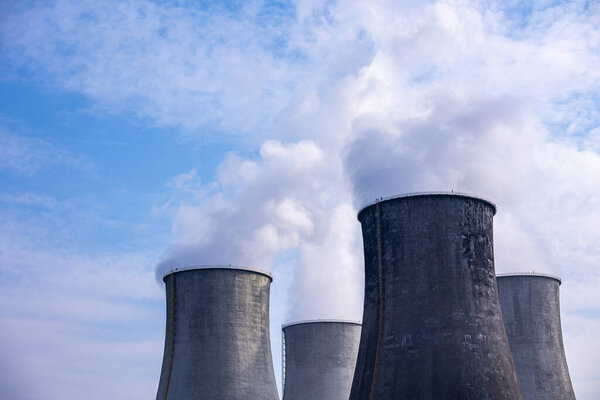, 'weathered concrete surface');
497,274,576,400
282,320,361,400
350,193,524,400
155,266,279,400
